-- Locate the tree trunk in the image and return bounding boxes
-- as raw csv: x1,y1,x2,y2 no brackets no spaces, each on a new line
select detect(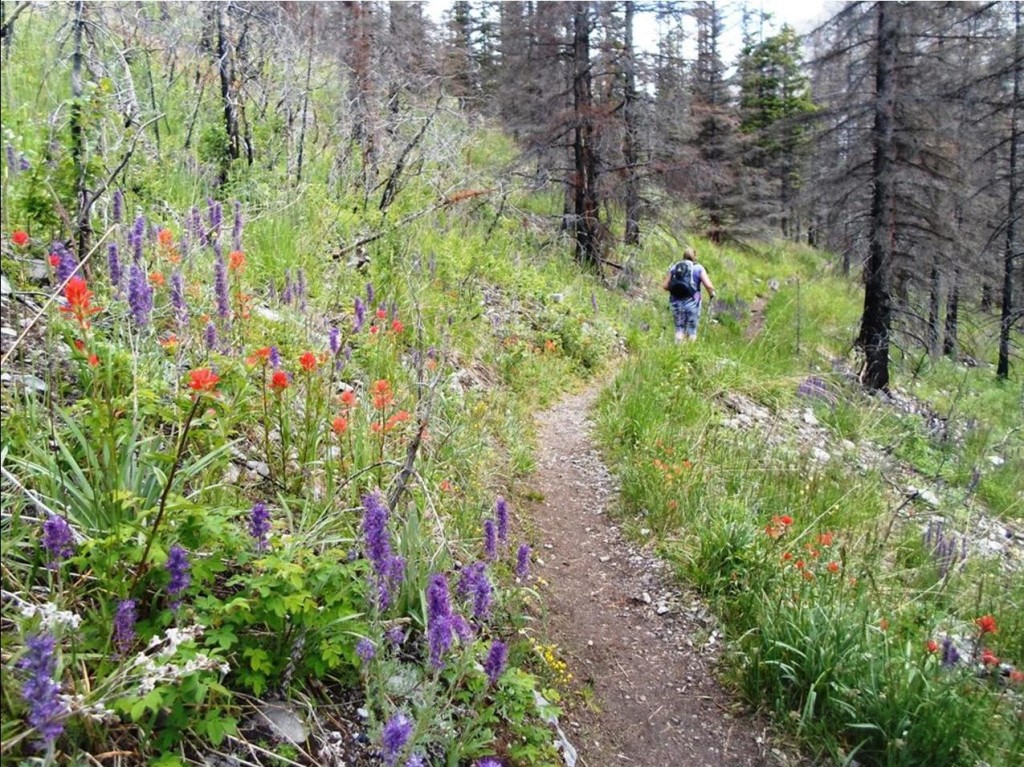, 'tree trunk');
295,7,315,184
216,1,241,184
622,1,641,245
927,265,941,357
943,272,959,357
998,3,1021,380
859,3,899,391
572,2,600,268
